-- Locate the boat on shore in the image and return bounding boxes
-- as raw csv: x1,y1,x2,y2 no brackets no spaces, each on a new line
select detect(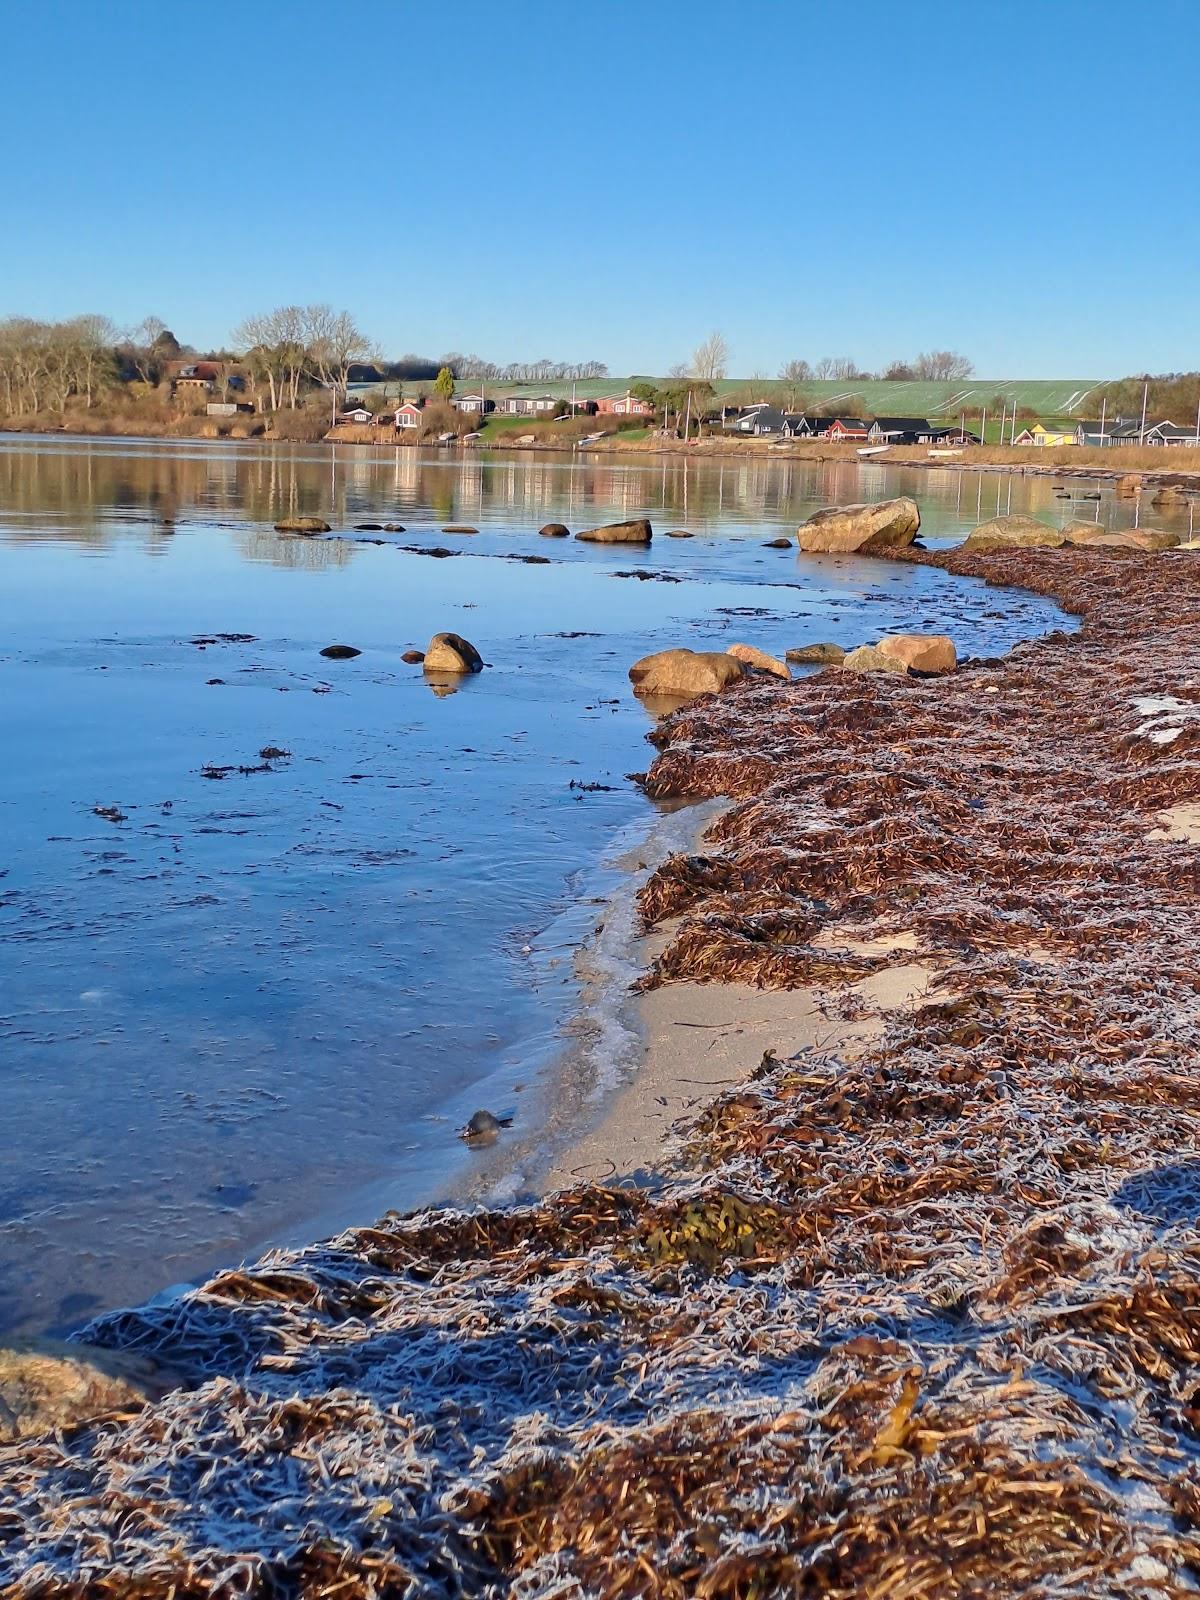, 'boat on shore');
857,444,890,457
928,447,965,458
